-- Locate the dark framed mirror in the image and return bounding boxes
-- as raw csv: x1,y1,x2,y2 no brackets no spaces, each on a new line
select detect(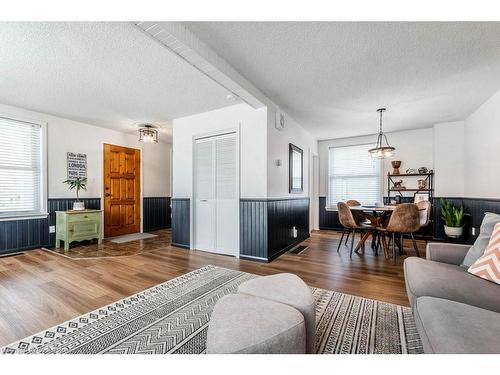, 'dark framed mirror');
289,143,303,193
